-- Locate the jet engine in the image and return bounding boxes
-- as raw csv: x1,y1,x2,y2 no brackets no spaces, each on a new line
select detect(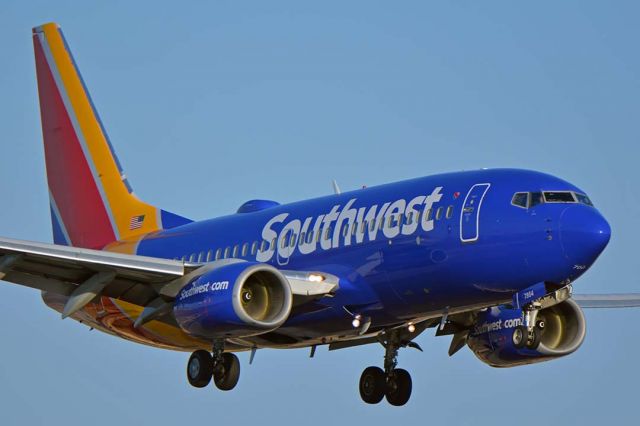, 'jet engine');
466,298,586,367
174,262,292,339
